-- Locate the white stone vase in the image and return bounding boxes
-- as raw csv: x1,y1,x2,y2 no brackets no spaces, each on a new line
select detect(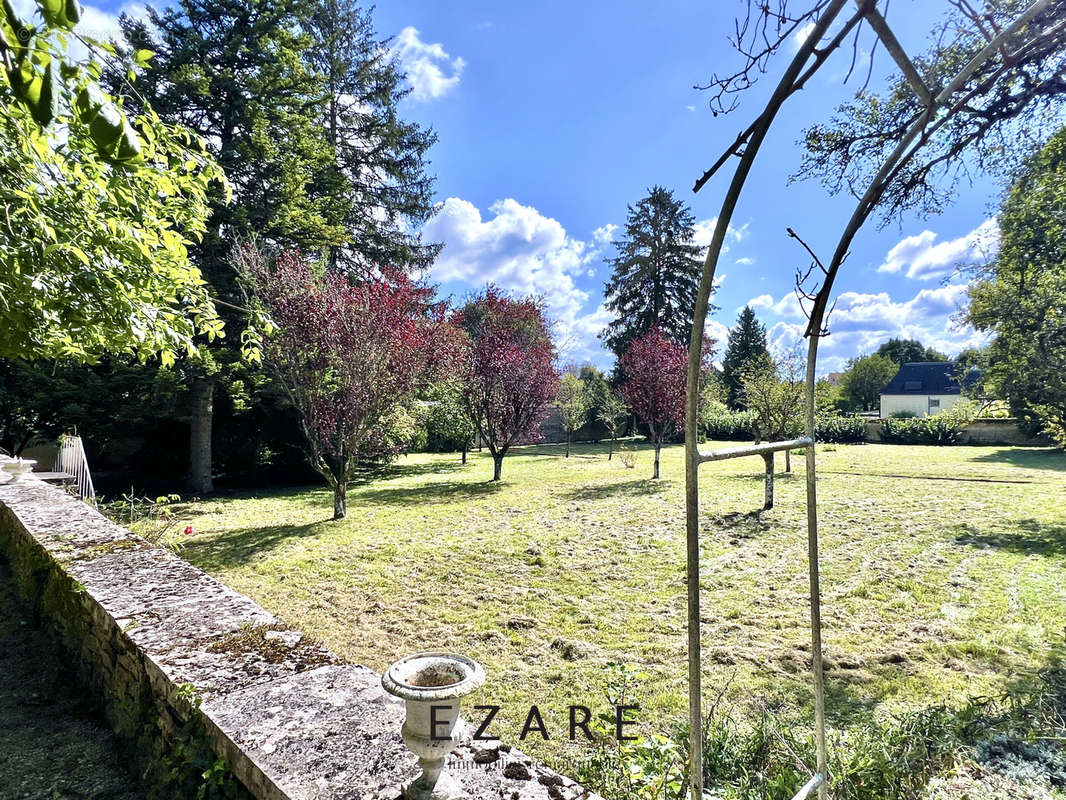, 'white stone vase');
2,459,35,483
382,652,485,800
